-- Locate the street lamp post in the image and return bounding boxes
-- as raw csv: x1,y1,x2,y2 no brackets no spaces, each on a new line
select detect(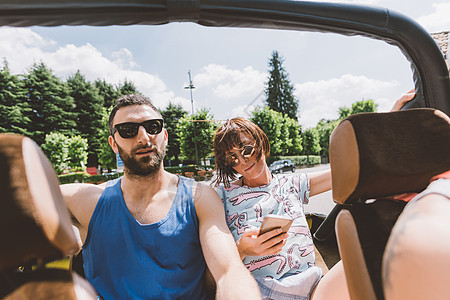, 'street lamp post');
184,70,199,166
